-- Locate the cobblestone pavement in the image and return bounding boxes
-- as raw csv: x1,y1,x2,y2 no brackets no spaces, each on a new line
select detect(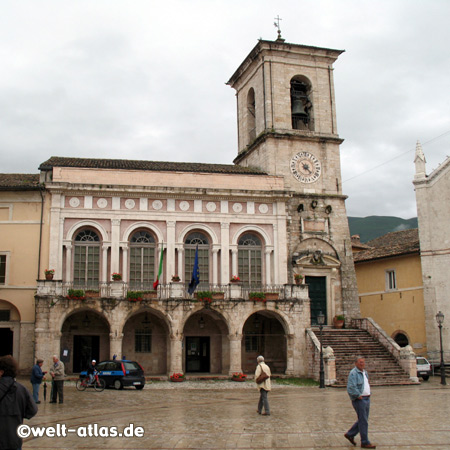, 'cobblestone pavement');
18,376,450,450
